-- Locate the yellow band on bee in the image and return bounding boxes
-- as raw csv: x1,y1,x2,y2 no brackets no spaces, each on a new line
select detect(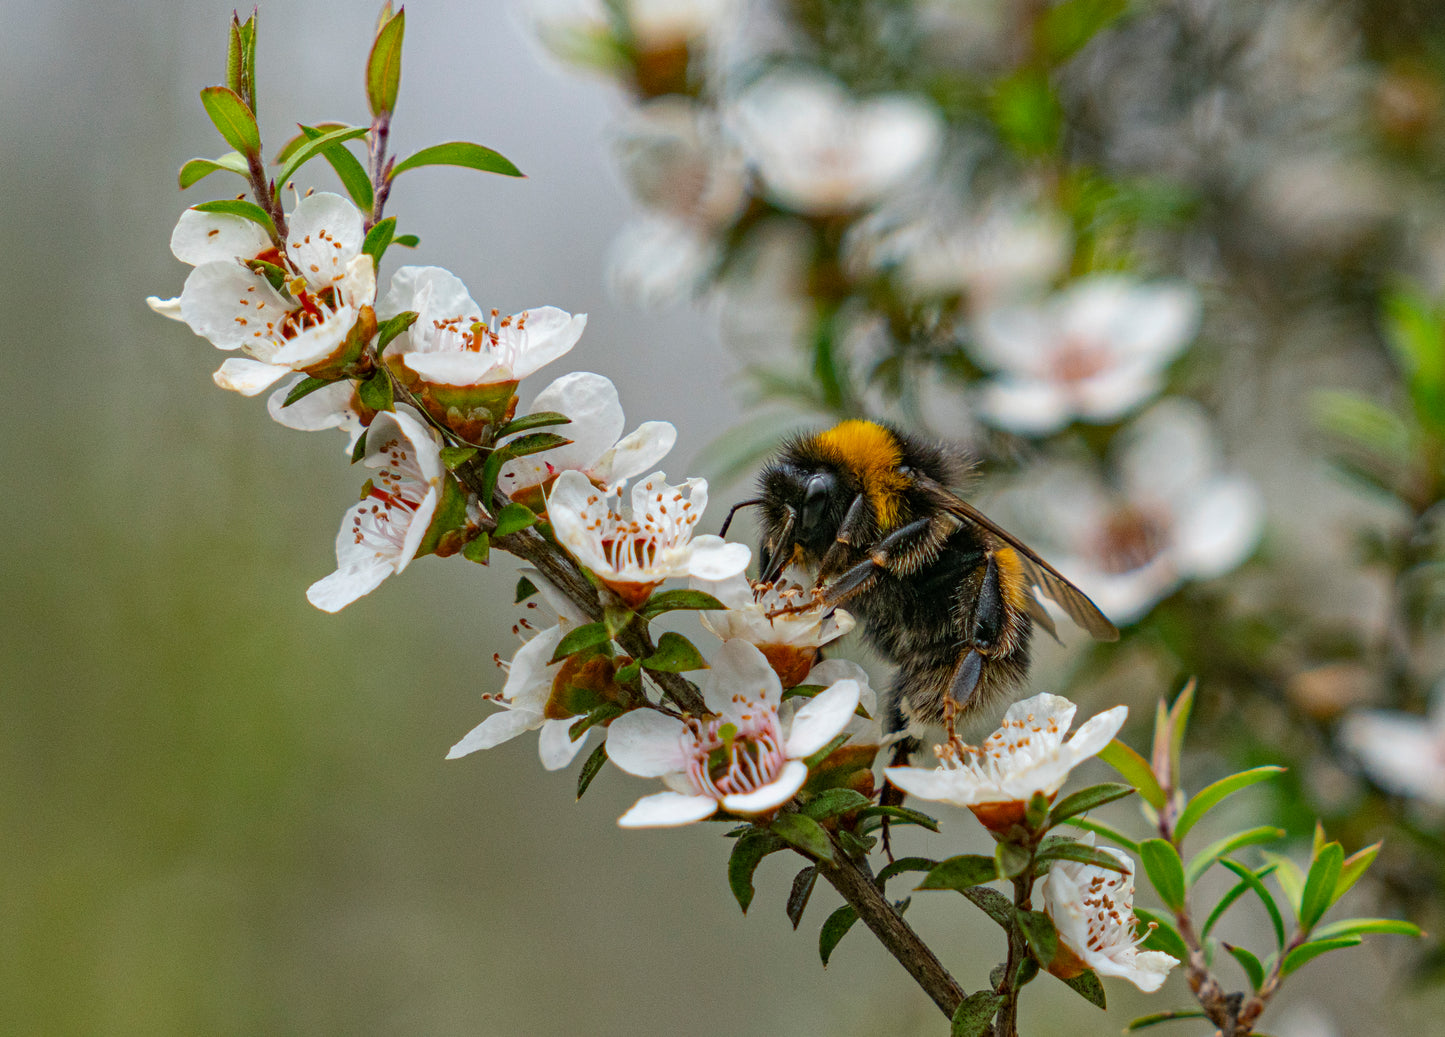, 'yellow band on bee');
992,547,1030,610
811,421,911,530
